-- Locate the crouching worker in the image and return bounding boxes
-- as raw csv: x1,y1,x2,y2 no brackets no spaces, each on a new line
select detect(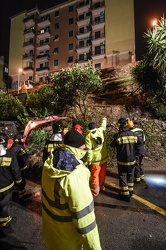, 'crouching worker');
0,133,23,232
42,129,101,250
10,134,32,204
